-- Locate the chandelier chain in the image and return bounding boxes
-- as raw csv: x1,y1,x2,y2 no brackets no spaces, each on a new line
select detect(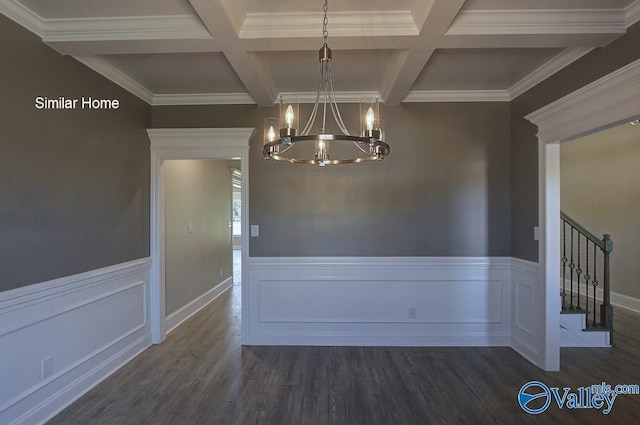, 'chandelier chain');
322,0,328,43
